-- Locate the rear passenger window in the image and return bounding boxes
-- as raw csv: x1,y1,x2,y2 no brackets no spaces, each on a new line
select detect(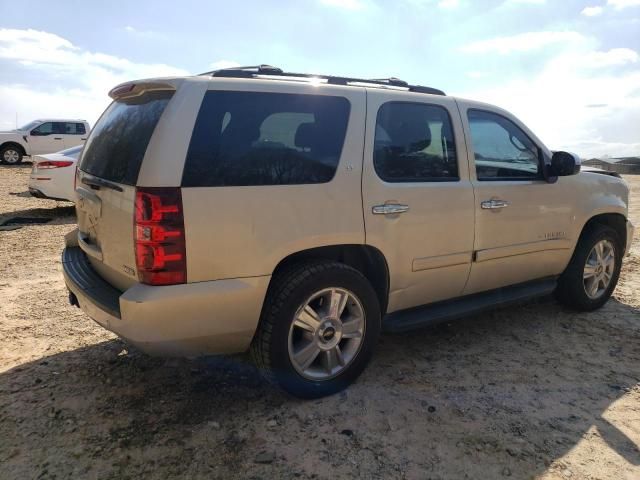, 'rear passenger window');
80,90,173,185
64,123,86,135
182,91,351,187
374,102,458,182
